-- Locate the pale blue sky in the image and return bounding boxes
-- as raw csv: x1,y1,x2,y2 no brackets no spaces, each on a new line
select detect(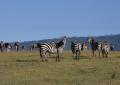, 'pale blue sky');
0,0,120,42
